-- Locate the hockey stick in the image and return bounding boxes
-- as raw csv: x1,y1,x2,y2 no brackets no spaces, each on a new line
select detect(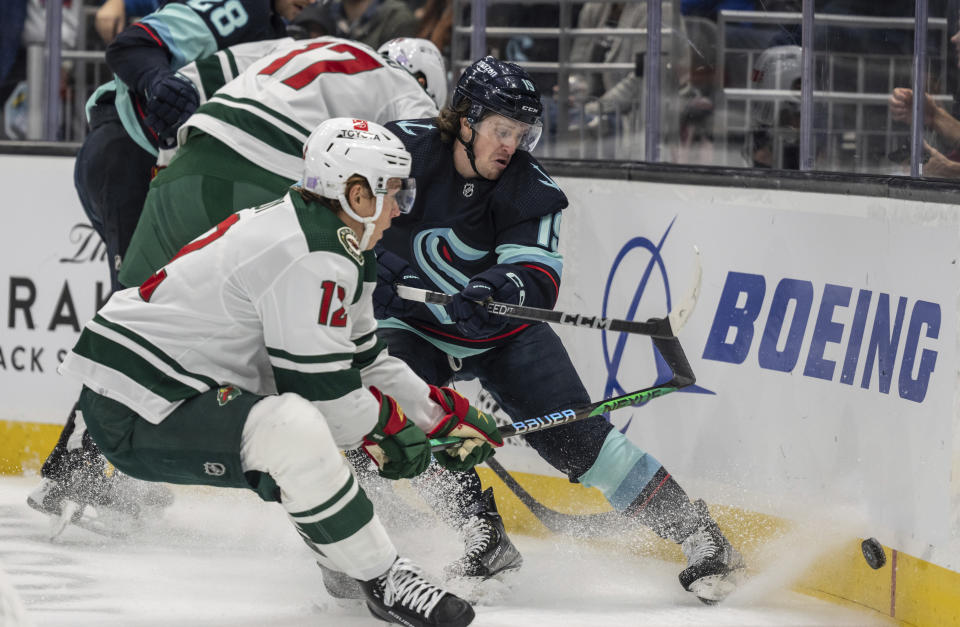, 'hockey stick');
483,456,623,533
429,333,695,451
413,246,701,450
397,246,702,339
